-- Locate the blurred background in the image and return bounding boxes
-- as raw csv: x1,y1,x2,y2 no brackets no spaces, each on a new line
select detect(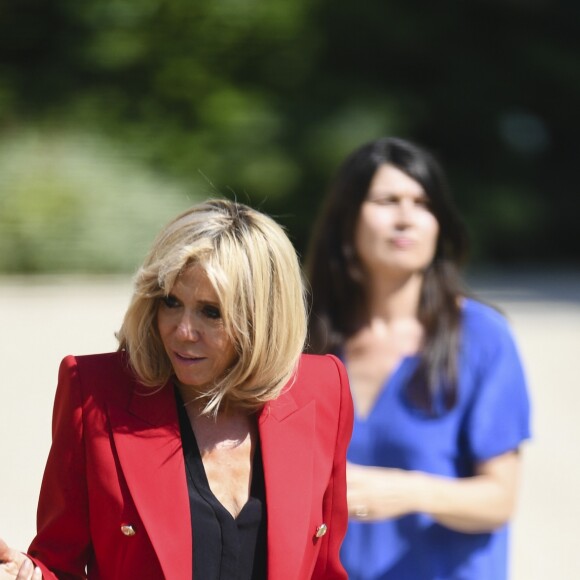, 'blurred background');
1,0,579,578
1,0,579,270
